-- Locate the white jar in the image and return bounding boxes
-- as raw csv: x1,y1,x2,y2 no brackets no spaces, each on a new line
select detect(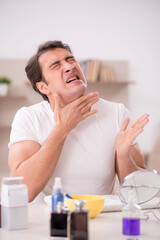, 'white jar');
1,176,28,230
